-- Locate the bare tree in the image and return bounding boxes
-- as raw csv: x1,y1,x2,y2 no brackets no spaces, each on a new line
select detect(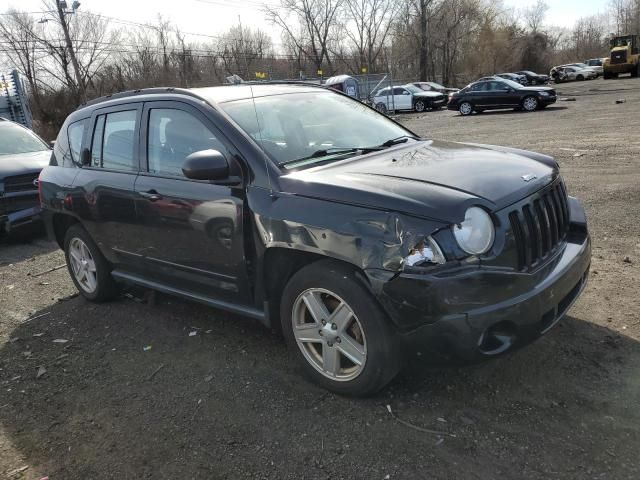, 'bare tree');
0,10,42,109
343,0,398,72
264,0,344,73
522,0,549,33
